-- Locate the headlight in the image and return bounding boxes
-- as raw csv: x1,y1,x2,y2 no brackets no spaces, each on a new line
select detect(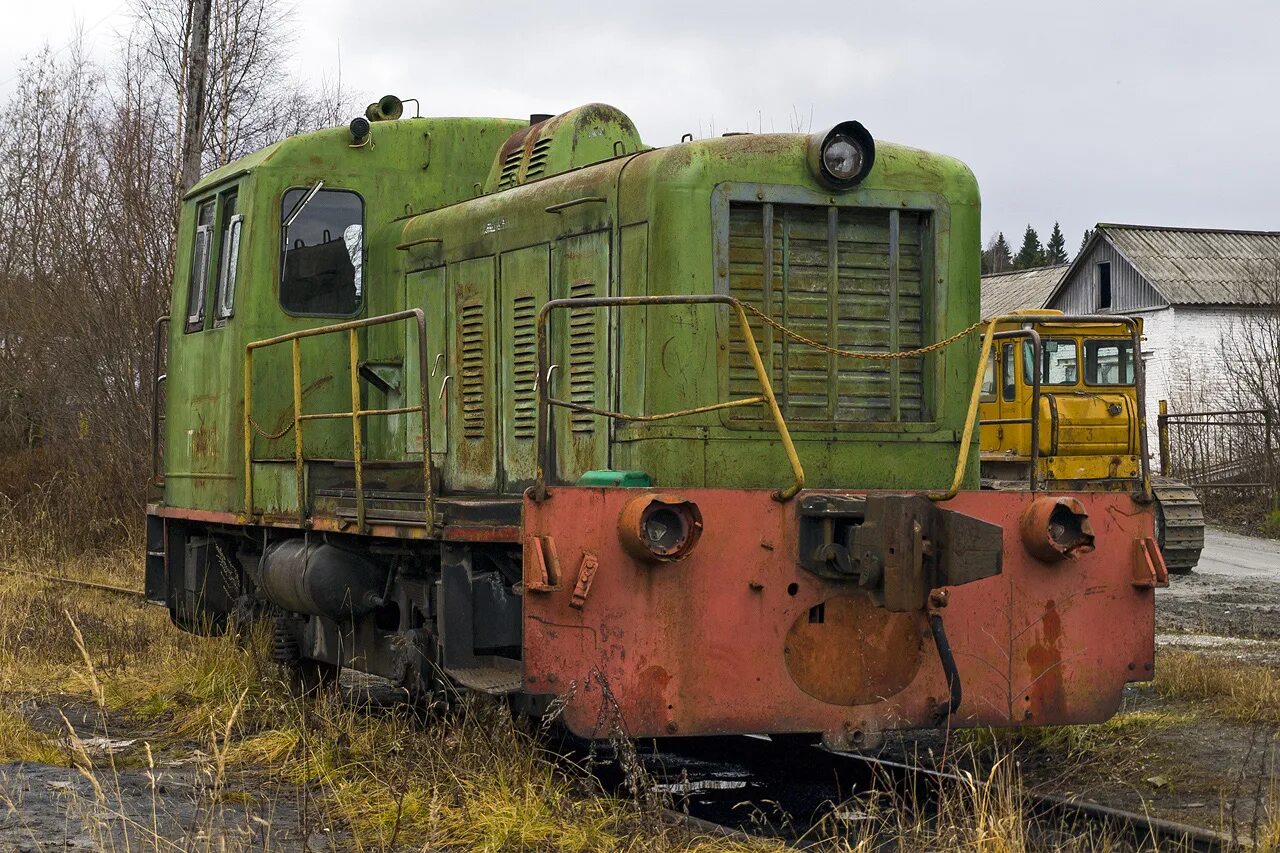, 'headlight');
618,494,703,563
808,120,876,190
